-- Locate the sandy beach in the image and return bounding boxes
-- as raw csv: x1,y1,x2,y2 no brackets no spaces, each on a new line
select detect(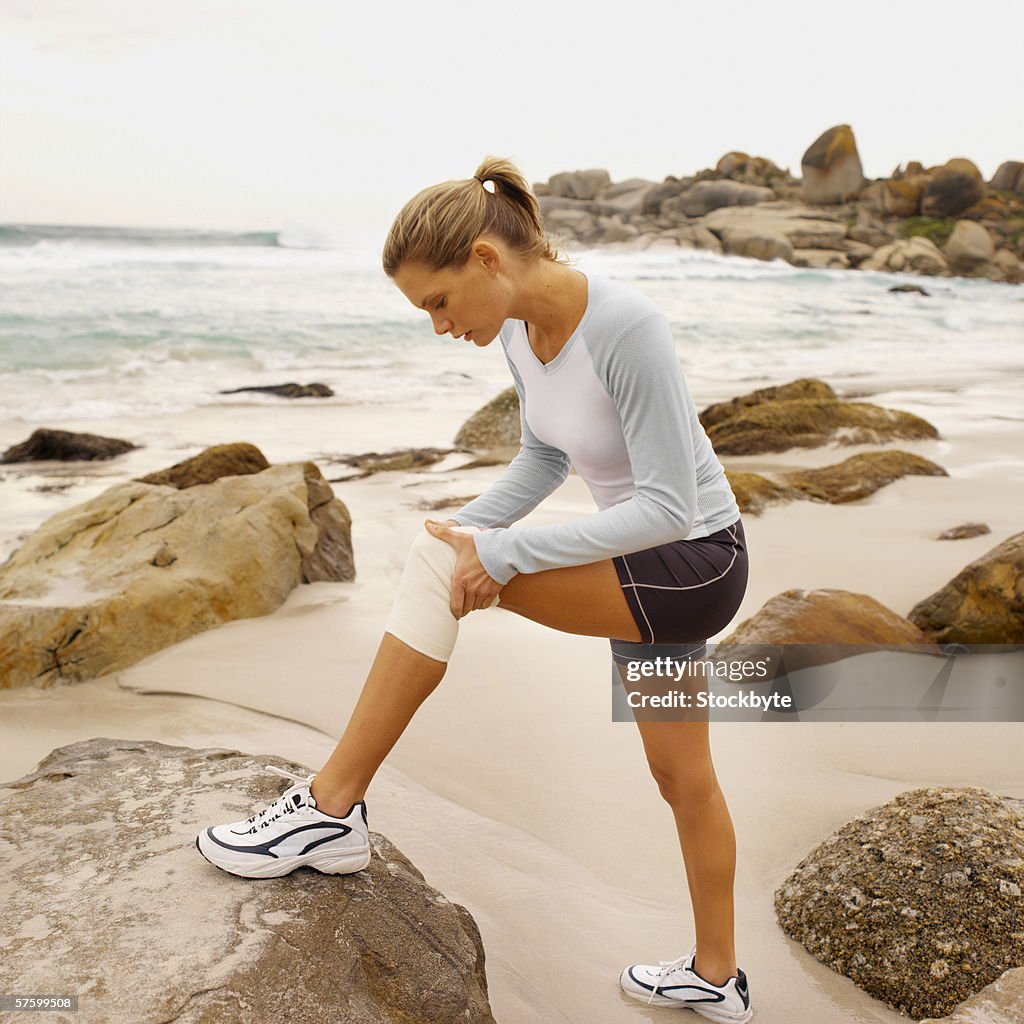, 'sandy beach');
2,369,1022,1023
